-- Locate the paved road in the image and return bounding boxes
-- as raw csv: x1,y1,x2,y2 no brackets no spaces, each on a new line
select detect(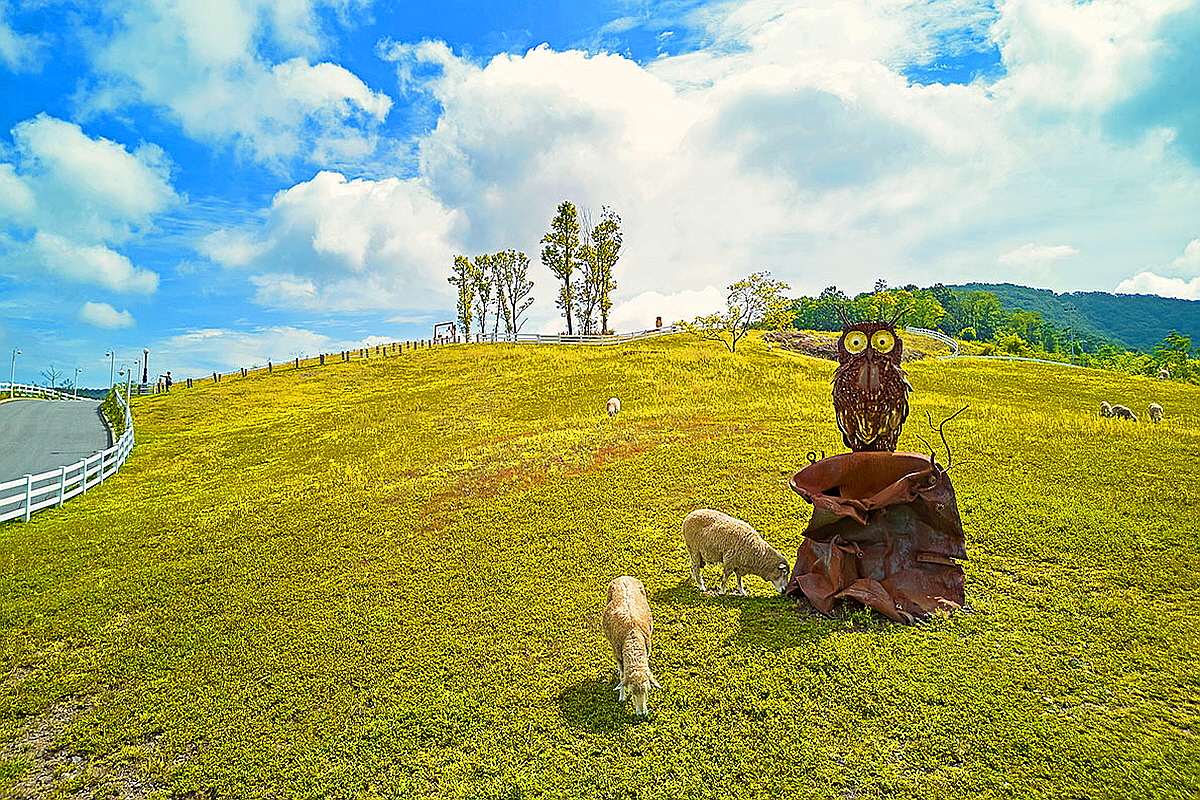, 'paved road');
0,399,111,483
